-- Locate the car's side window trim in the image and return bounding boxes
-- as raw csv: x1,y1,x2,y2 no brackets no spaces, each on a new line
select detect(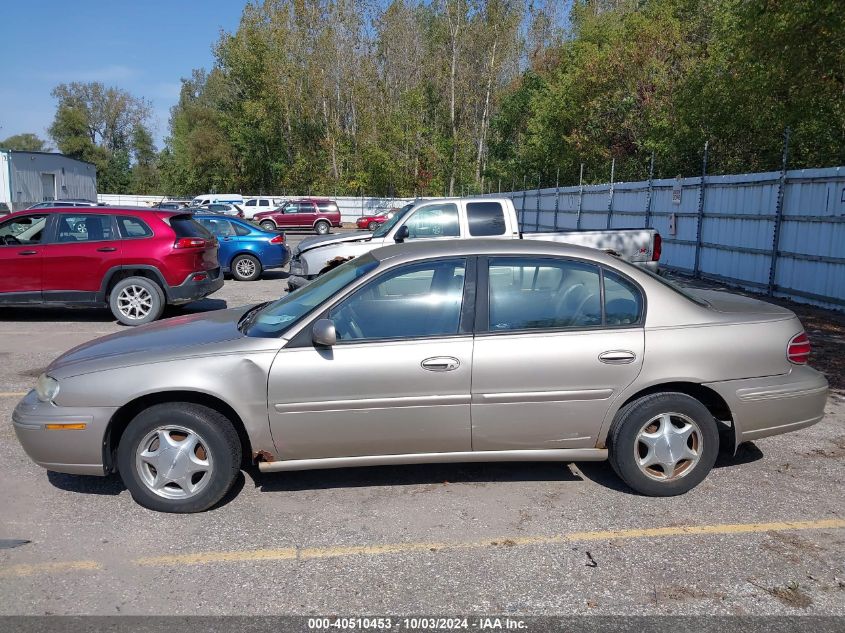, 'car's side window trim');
475,255,647,336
